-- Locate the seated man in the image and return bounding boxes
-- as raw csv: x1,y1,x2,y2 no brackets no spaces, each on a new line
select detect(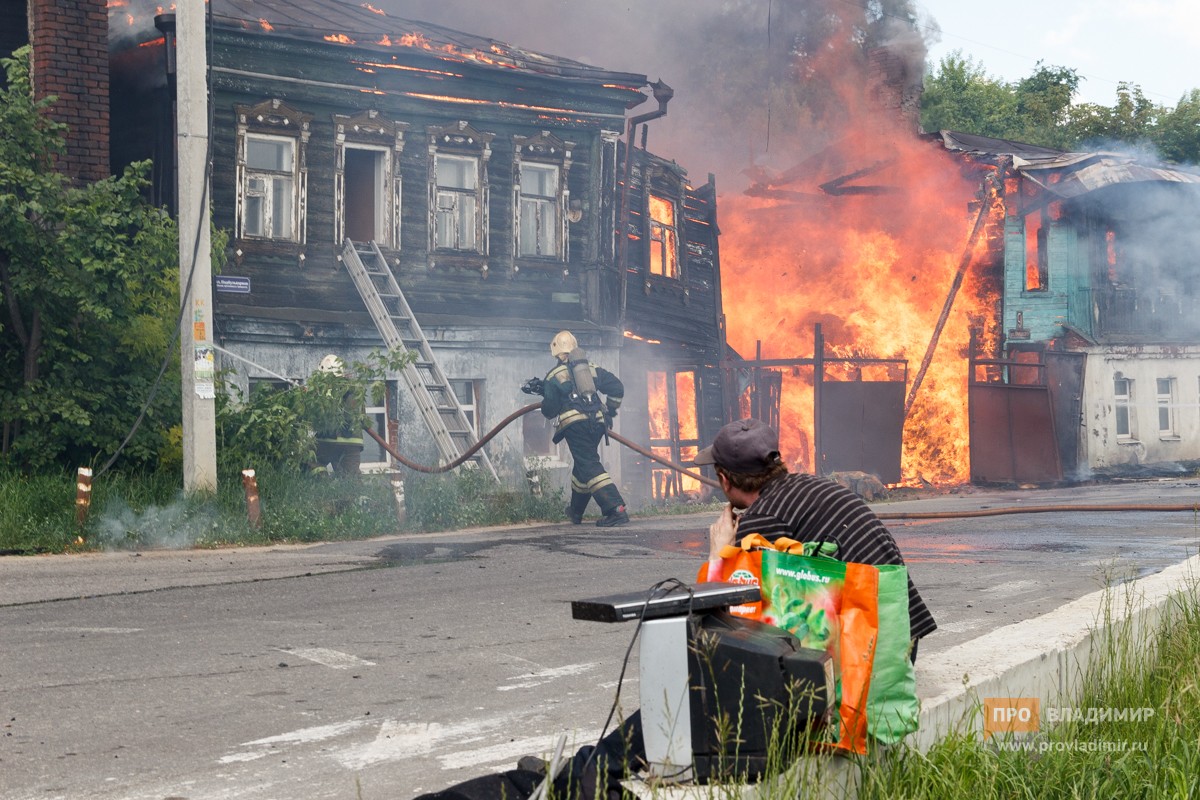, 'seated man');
696,418,936,658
